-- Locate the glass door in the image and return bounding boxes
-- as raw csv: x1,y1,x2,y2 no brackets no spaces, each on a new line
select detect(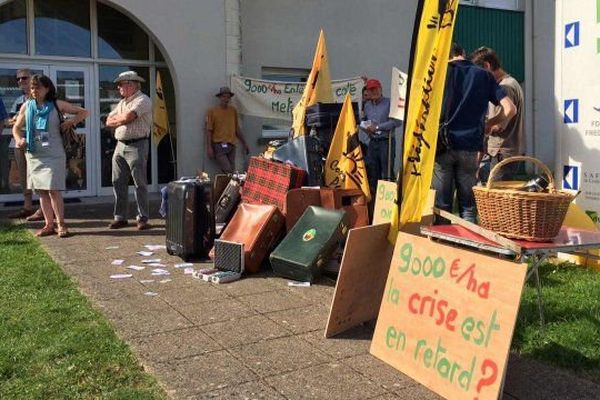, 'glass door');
0,64,44,203
48,66,94,198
